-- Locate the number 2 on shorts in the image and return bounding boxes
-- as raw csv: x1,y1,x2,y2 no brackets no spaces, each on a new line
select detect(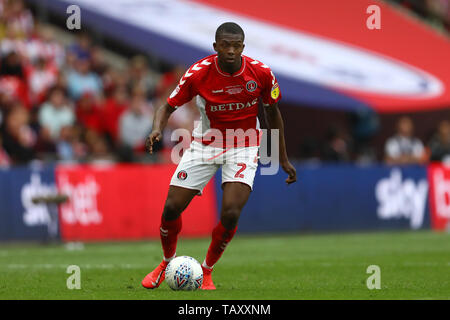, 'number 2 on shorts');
235,163,247,178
